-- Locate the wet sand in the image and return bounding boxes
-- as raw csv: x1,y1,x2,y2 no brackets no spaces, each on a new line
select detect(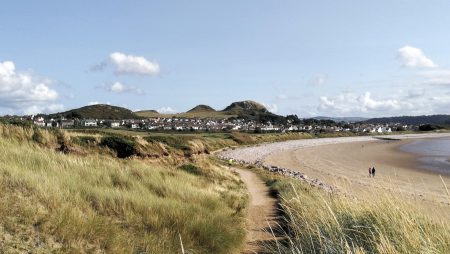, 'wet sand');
265,139,450,220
